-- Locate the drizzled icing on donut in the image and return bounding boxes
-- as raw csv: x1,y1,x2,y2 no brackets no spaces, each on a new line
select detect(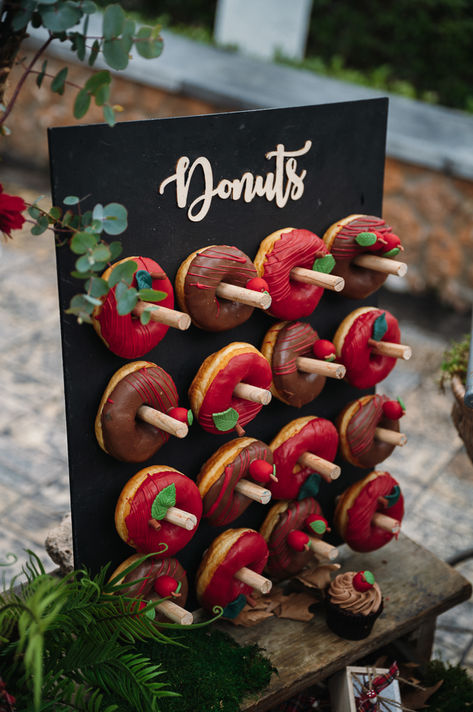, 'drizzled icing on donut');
101,366,178,462
265,498,323,580
330,216,393,260
203,441,273,526
342,394,400,467
123,470,202,557
120,557,187,602
347,395,385,457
